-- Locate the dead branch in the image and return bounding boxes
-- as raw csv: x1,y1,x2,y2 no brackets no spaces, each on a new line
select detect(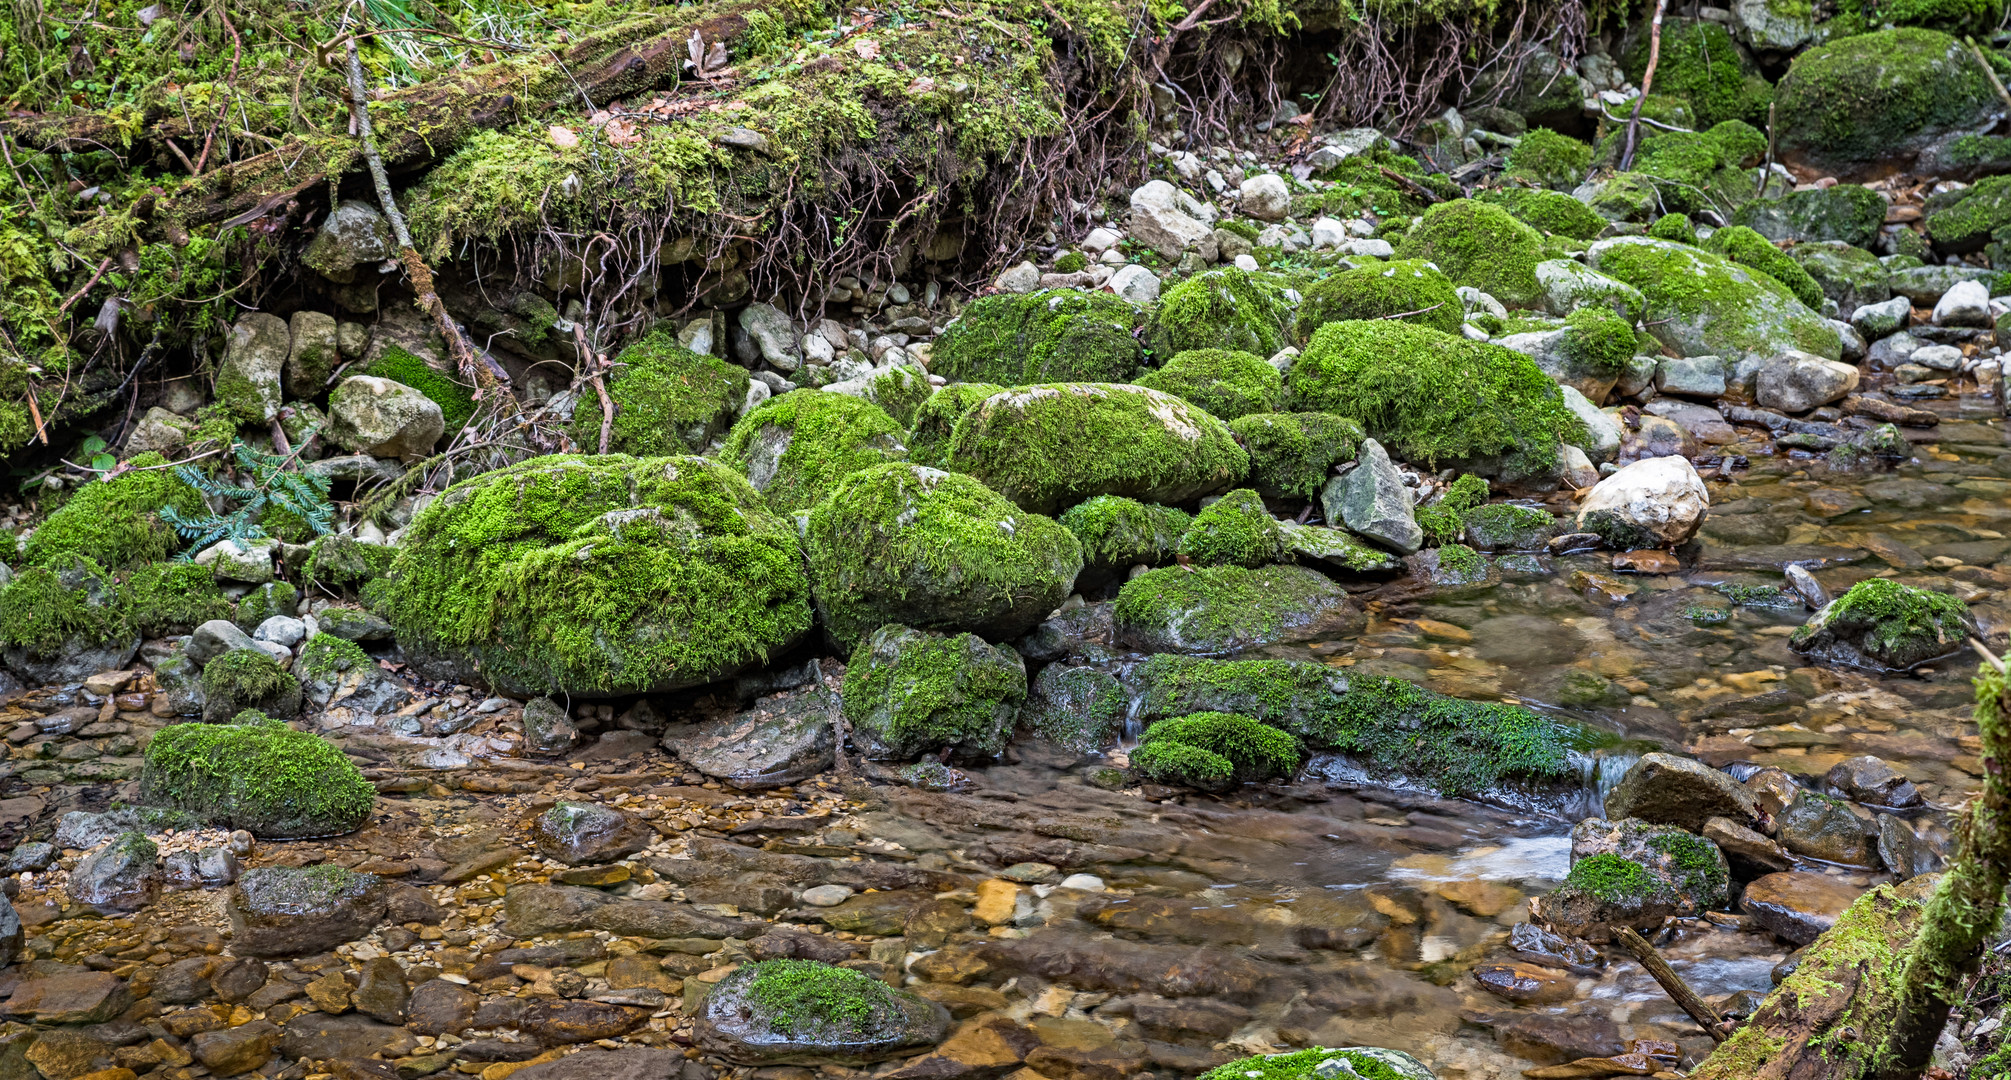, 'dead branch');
1614,926,1728,1042
570,322,615,455
1620,0,1665,171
